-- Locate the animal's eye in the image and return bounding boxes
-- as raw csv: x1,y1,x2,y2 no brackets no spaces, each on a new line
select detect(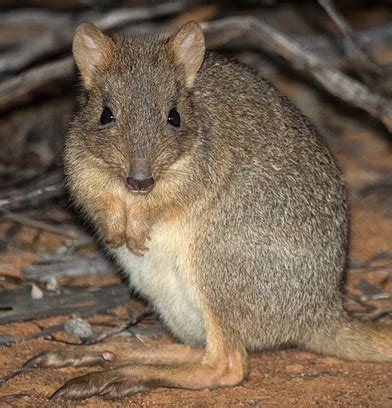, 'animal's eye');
100,107,115,125
168,108,180,127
